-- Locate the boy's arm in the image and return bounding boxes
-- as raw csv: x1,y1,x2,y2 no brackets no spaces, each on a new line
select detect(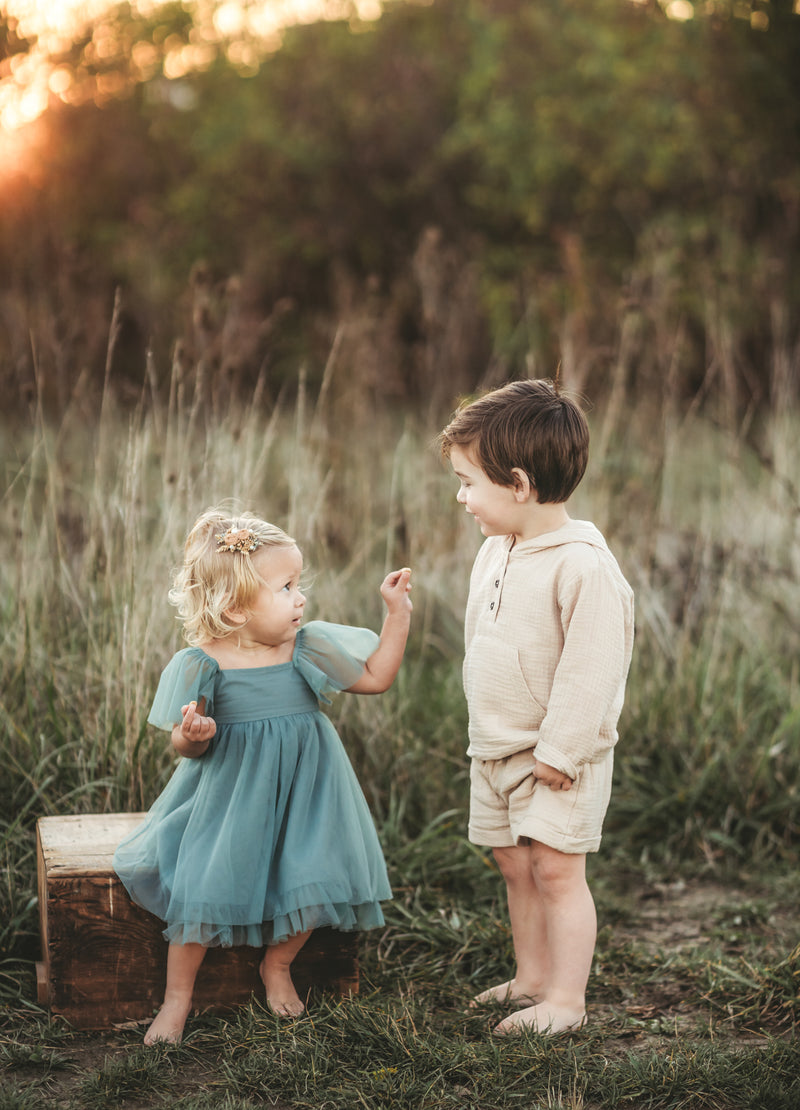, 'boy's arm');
346,569,412,694
533,565,633,780
533,759,575,791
